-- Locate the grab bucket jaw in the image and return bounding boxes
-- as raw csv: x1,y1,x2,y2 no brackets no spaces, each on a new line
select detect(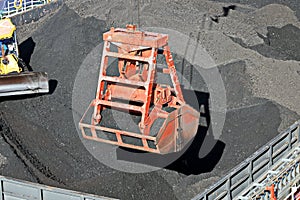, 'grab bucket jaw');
156,104,200,154
79,102,199,154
